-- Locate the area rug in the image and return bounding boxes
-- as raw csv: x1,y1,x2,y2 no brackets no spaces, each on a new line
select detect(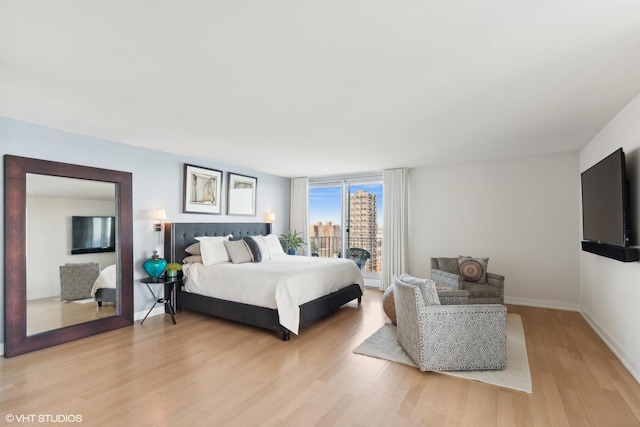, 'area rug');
353,313,532,393
54,297,95,304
